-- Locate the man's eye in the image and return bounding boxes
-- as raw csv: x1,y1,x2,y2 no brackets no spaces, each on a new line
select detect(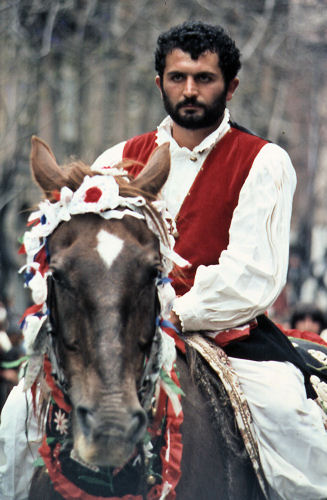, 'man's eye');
171,74,184,82
197,74,211,83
